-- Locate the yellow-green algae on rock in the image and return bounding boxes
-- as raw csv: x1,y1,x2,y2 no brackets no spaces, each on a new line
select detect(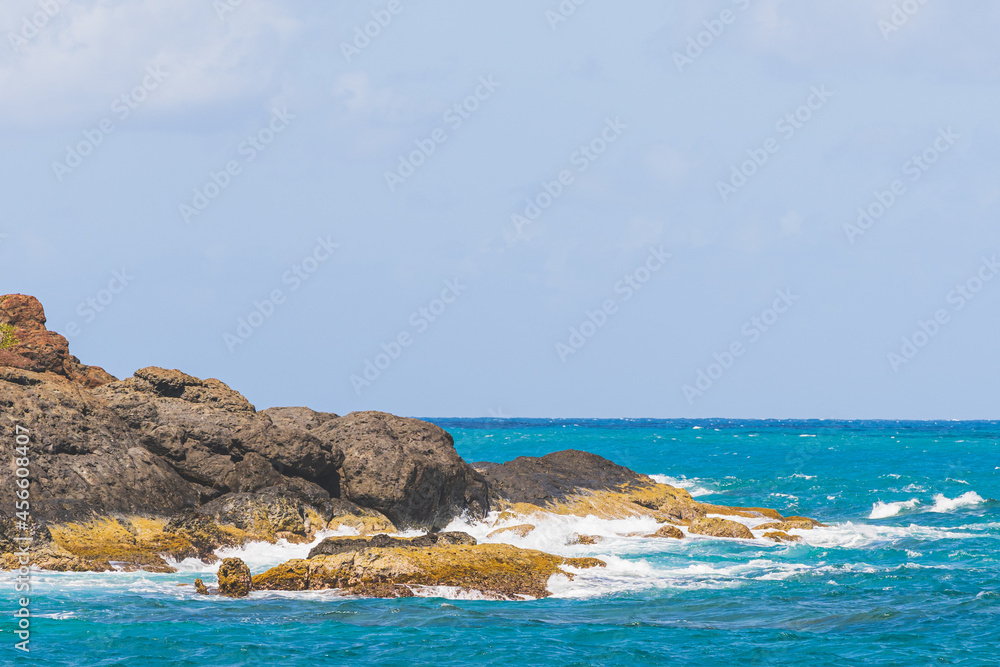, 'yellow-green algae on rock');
253,543,605,600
